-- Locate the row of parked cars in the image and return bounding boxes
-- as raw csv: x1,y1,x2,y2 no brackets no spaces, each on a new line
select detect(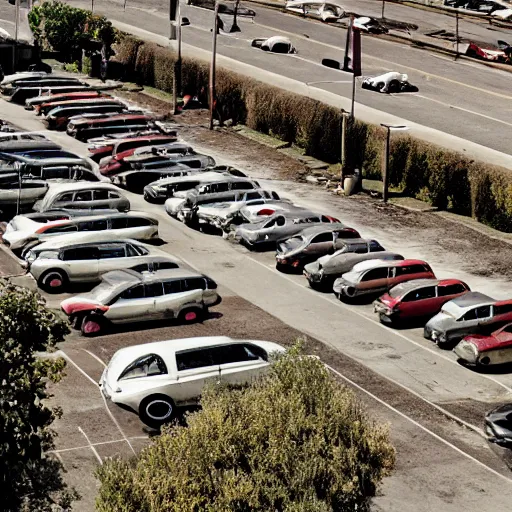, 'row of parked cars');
3,71,512,438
